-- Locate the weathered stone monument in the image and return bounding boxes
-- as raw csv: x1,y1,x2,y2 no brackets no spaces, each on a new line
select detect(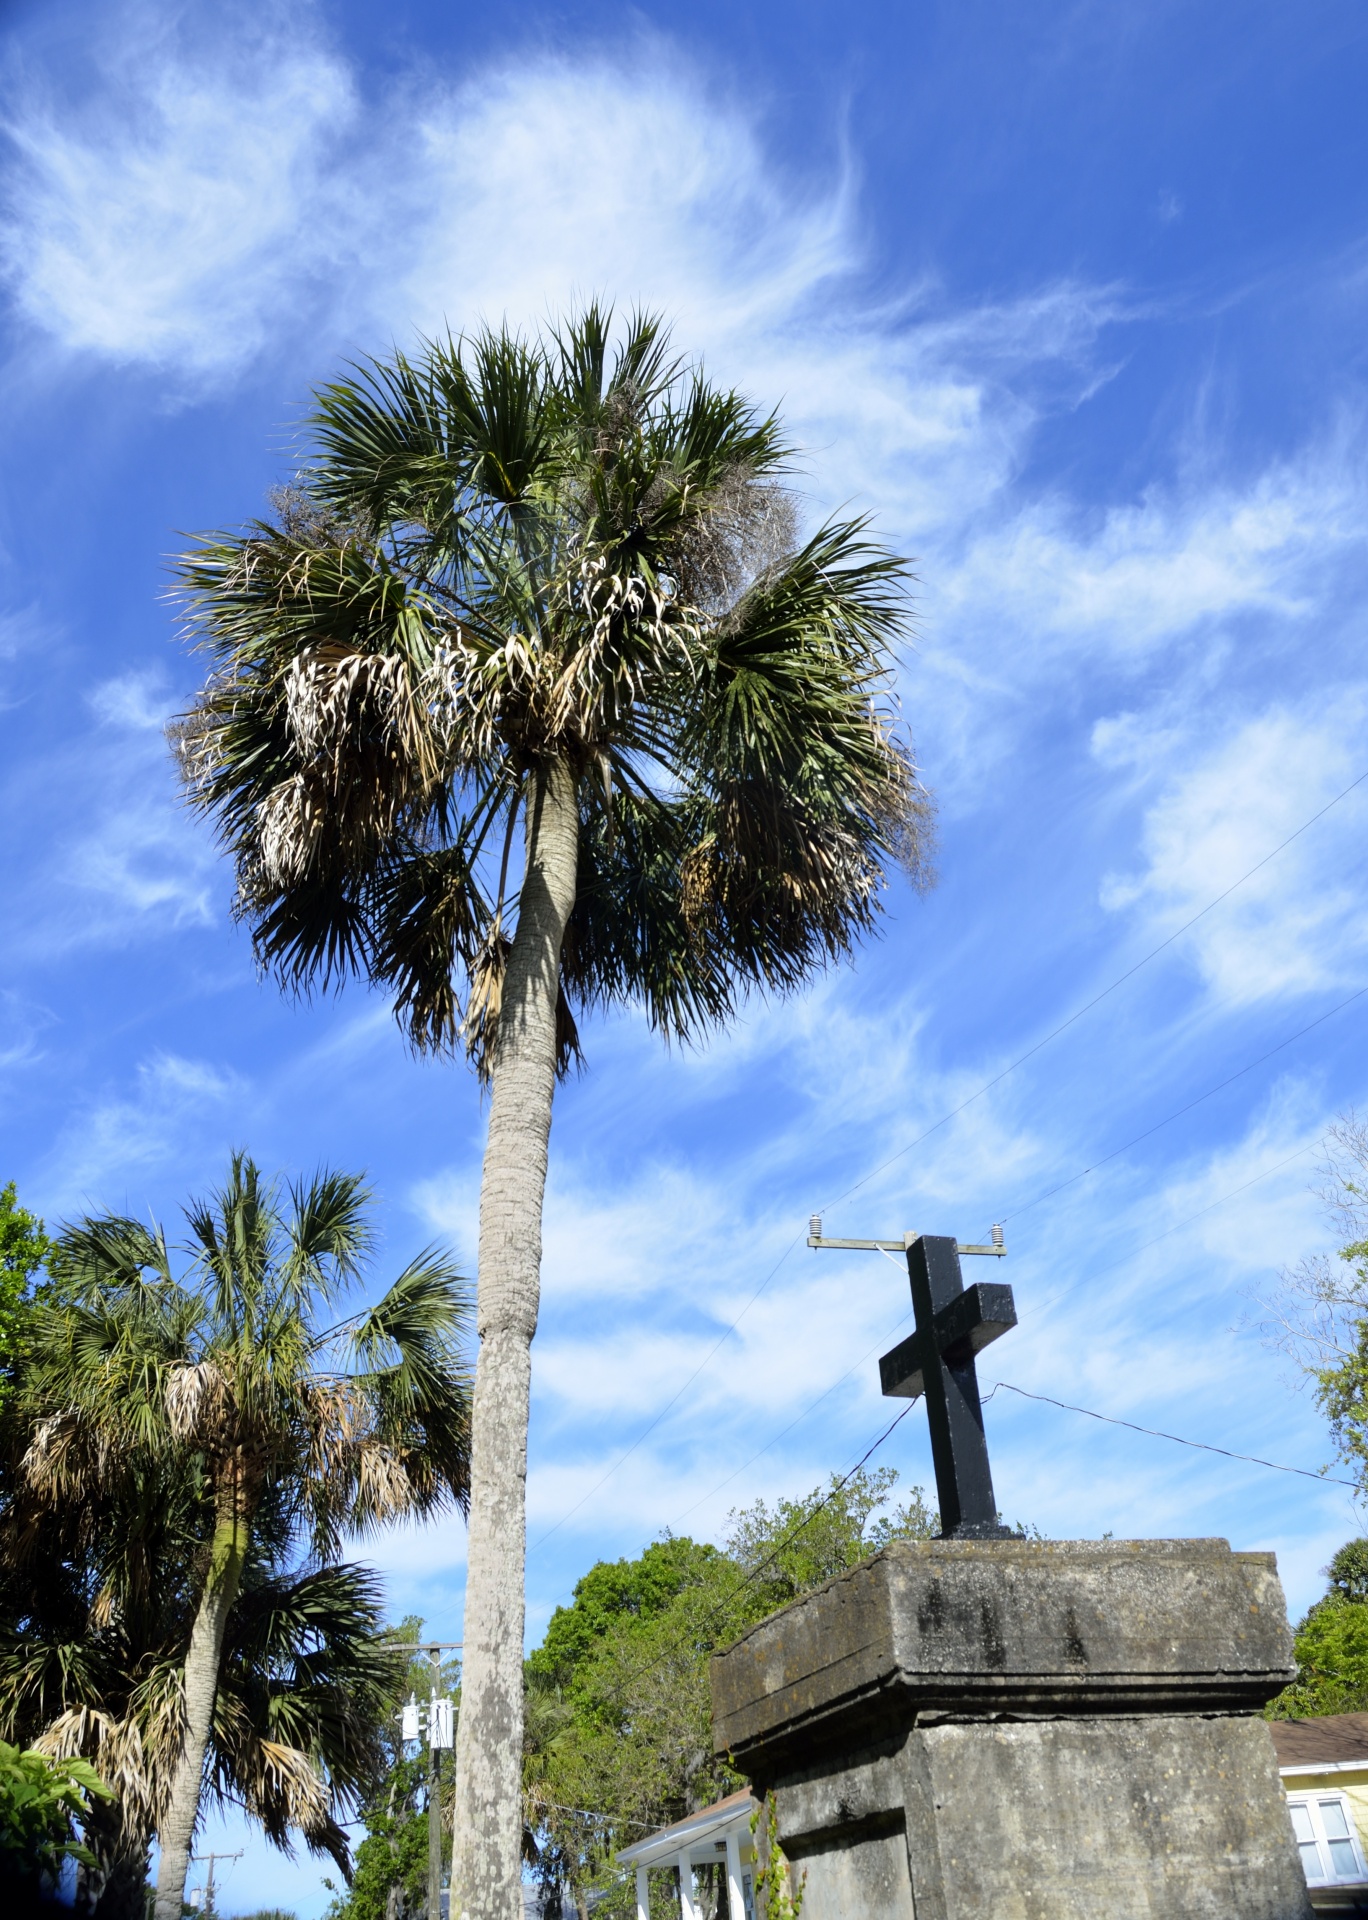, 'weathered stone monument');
711,1234,1312,1917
